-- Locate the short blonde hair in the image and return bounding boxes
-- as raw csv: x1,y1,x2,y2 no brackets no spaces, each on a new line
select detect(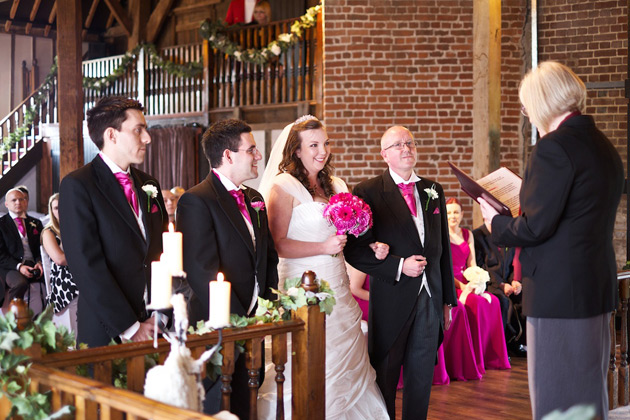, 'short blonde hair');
519,61,586,133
